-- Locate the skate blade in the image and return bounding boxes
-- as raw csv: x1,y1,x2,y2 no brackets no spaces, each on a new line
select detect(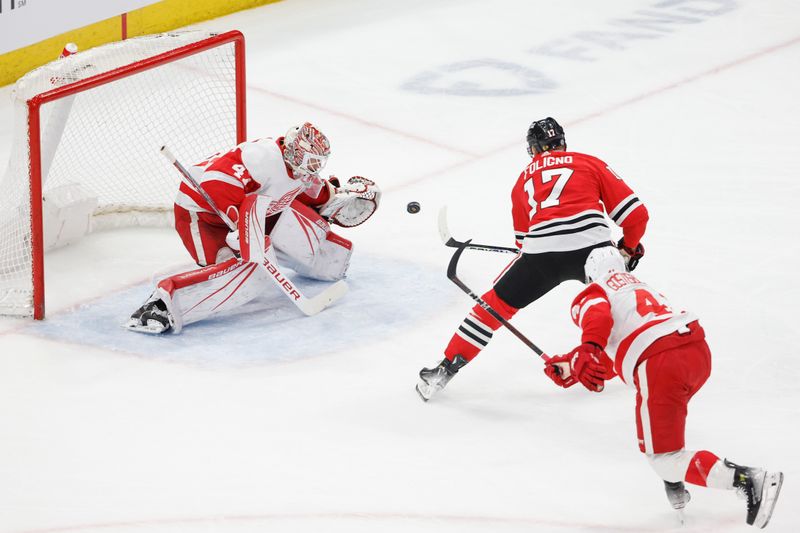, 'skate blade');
674,508,686,527
415,382,431,402
754,471,784,529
